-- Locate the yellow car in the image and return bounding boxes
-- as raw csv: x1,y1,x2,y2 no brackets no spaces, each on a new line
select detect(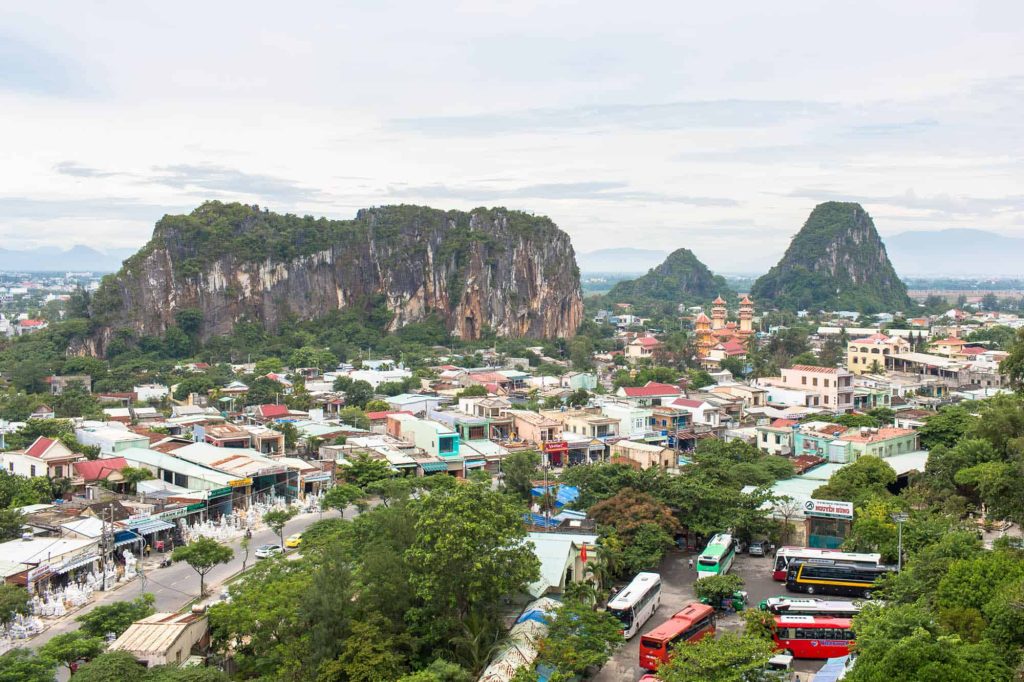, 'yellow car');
285,533,303,549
